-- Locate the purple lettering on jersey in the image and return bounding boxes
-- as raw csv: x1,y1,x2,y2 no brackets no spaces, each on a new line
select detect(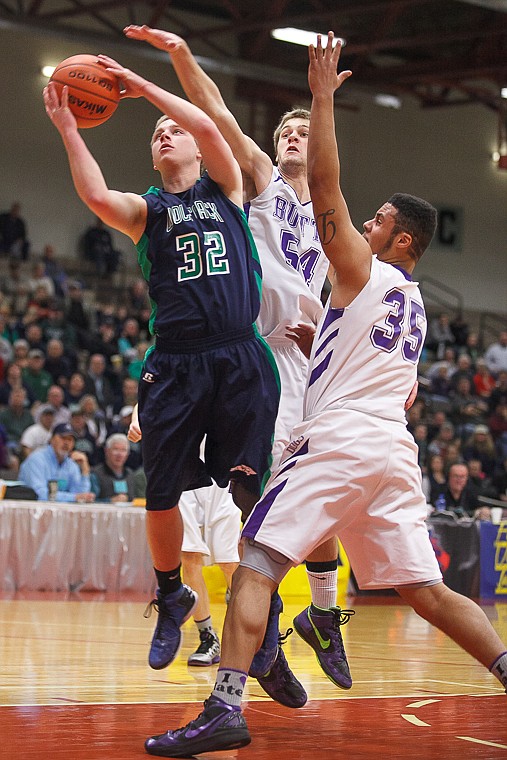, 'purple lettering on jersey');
370,288,405,353
403,299,425,364
273,196,288,220
287,202,299,228
370,287,426,363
